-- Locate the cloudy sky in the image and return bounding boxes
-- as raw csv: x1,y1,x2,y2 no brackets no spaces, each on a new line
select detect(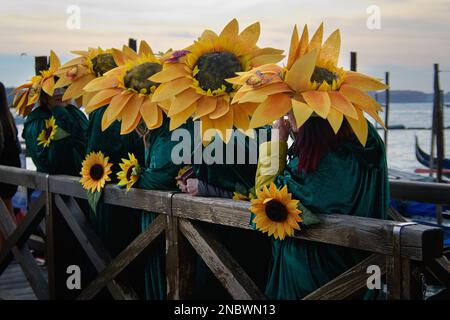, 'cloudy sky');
1,0,449,91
